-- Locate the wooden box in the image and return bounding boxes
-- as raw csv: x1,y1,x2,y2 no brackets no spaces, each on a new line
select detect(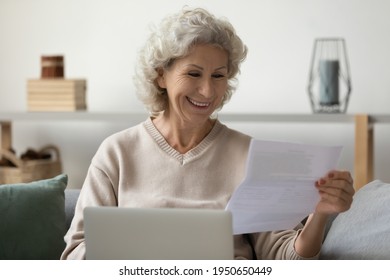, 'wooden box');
41,55,64,78
27,79,87,112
